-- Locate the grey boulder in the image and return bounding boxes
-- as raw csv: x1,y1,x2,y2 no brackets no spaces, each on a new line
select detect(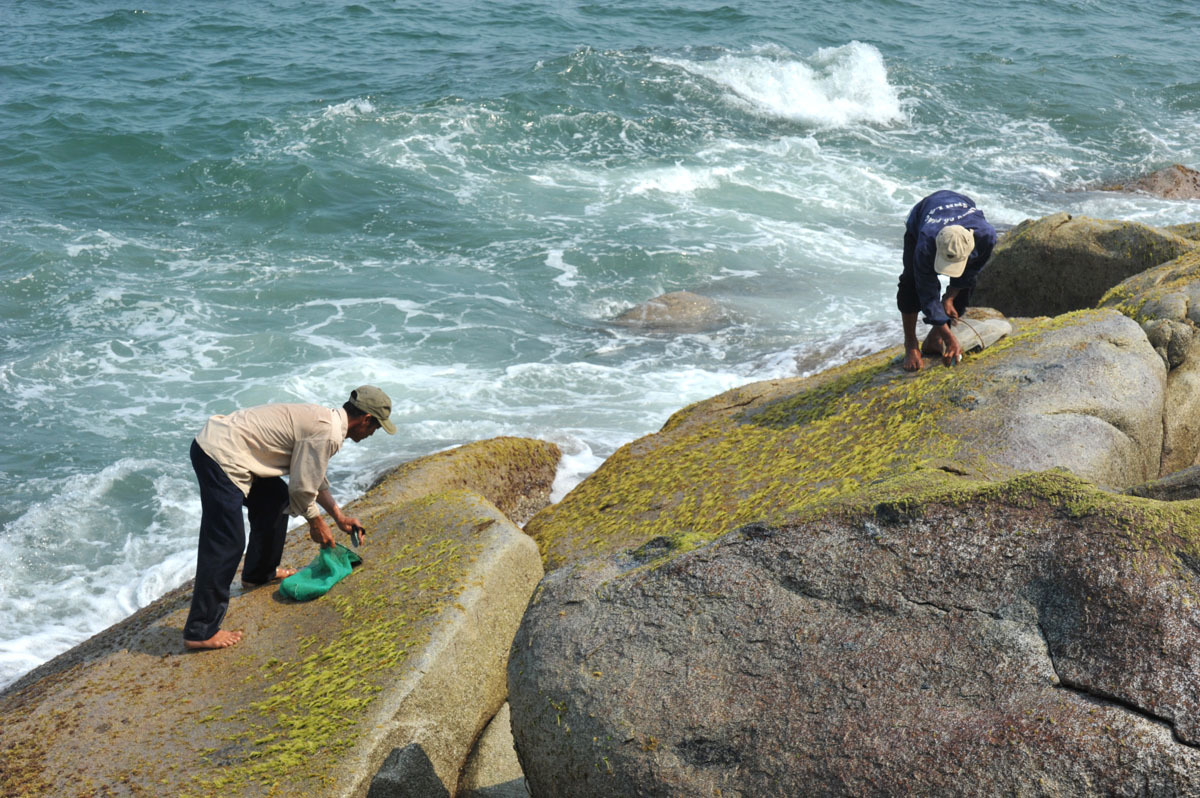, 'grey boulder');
508,473,1200,797
972,213,1196,317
